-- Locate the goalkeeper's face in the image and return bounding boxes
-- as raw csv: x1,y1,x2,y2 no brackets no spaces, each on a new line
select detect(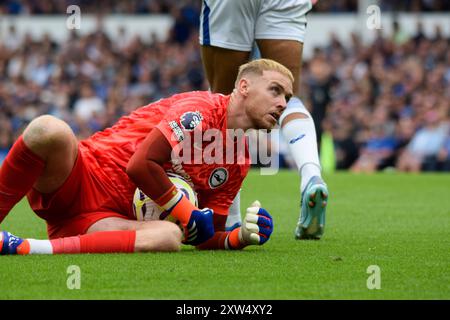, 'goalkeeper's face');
243,70,293,130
